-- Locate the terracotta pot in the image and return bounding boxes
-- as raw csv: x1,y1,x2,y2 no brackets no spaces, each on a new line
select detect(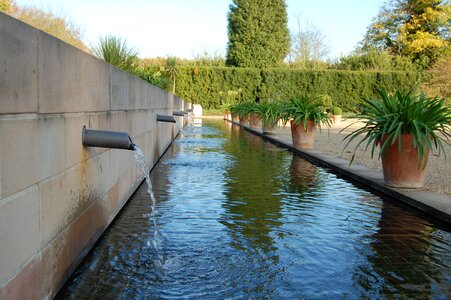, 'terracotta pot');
381,134,430,188
239,115,249,126
232,113,240,123
290,120,316,149
332,114,342,125
262,123,277,134
223,112,231,120
249,113,261,129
